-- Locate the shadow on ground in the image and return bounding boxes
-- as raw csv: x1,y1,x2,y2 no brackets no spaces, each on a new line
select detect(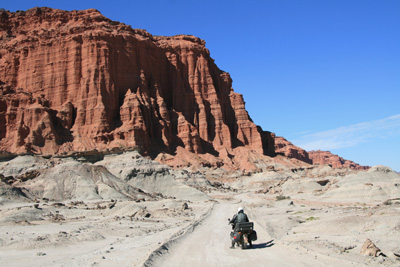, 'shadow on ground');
252,239,275,249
